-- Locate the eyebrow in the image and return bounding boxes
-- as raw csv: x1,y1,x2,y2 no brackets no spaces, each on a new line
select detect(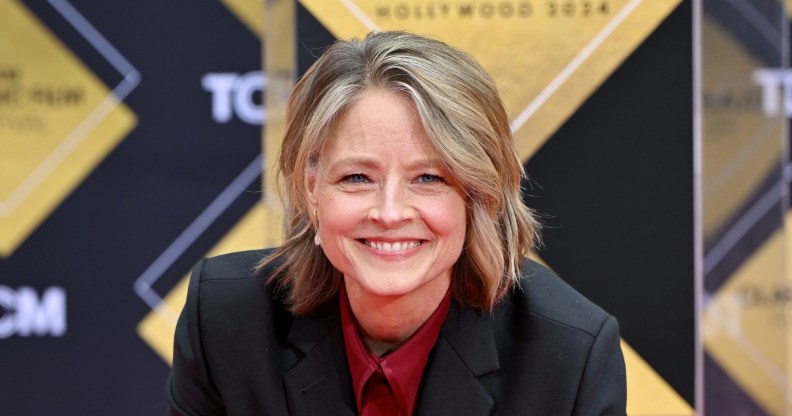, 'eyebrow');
327,157,444,171
327,157,378,169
